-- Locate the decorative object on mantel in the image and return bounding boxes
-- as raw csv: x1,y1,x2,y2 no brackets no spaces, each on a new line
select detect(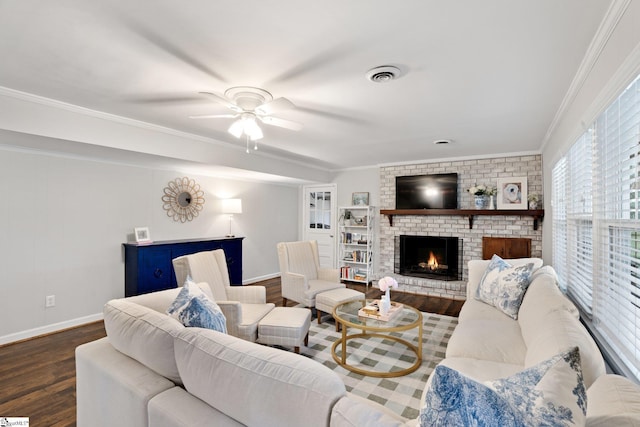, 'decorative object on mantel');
133,227,152,244
467,184,495,209
528,193,541,210
496,176,528,210
378,276,398,315
221,198,242,237
162,177,205,222
352,192,369,206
